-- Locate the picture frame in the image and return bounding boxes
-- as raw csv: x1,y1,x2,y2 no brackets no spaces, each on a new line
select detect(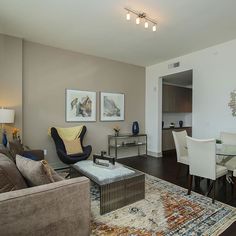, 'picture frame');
66,89,96,122
229,89,236,117
100,92,125,121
